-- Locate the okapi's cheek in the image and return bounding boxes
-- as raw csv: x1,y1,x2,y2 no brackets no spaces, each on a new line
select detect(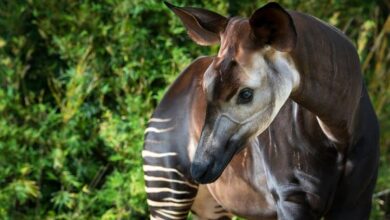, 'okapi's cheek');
231,107,275,141
268,52,300,93
239,51,300,131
